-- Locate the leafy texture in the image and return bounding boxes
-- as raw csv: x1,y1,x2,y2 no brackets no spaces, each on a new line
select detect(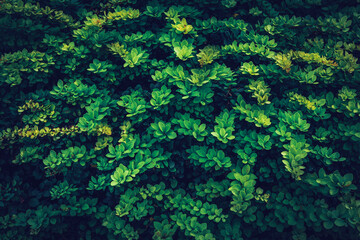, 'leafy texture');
0,0,360,239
